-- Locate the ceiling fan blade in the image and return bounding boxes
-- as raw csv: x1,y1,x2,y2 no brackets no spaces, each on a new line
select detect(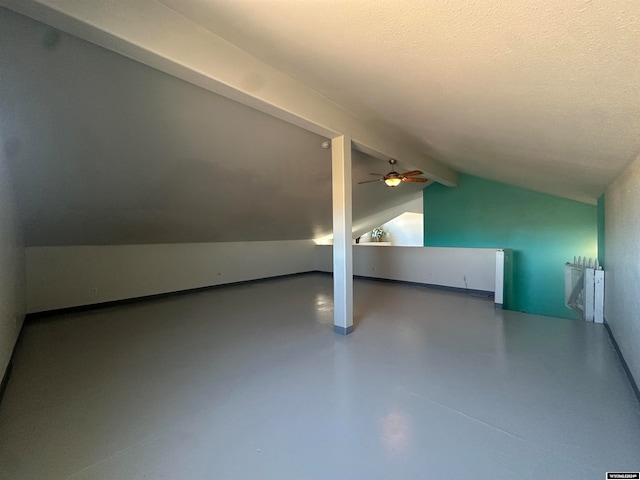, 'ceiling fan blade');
358,178,383,184
369,172,384,176
398,170,423,177
402,177,428,183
